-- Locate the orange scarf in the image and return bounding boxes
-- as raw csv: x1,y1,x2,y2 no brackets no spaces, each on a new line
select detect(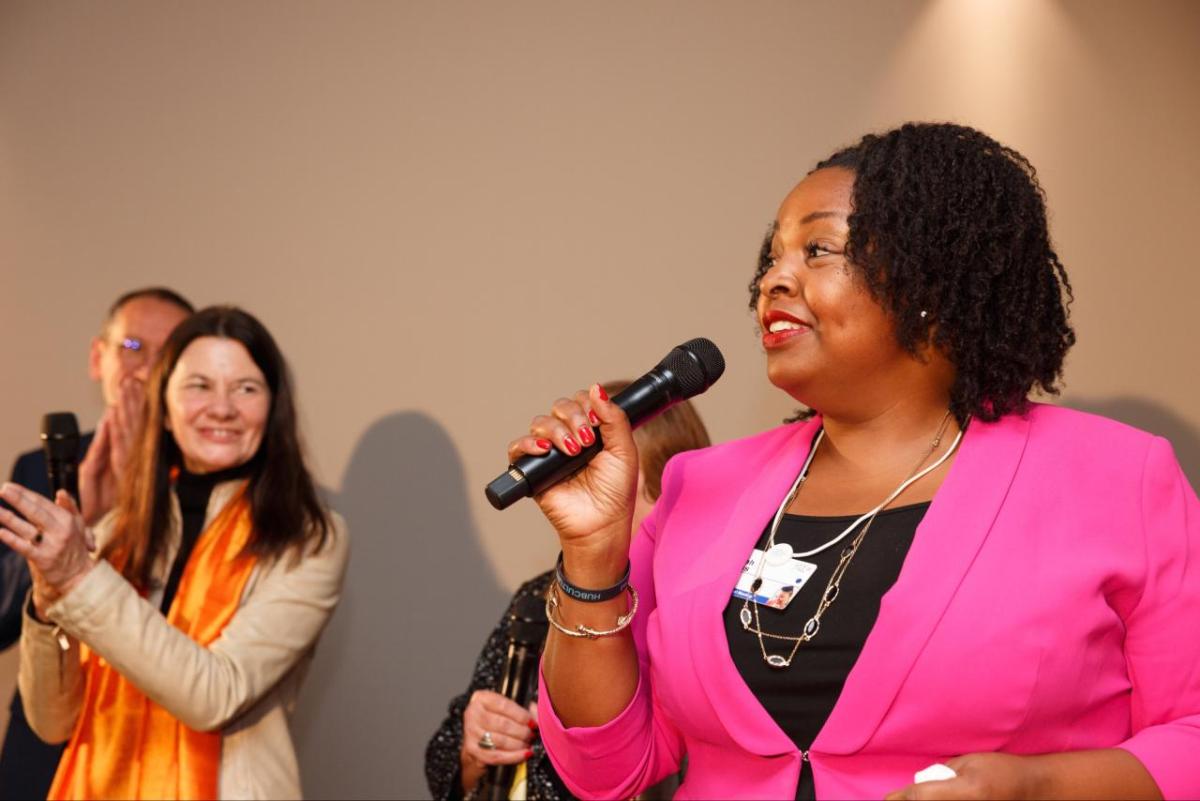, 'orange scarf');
50,493,258,801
